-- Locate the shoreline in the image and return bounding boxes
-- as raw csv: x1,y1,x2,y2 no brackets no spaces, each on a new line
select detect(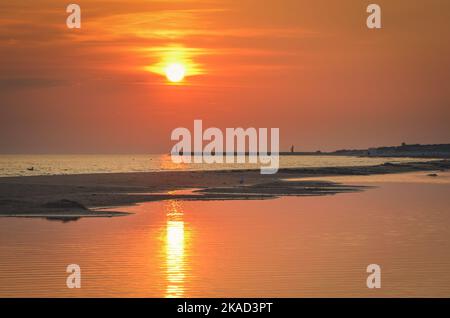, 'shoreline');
0,159,448,219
